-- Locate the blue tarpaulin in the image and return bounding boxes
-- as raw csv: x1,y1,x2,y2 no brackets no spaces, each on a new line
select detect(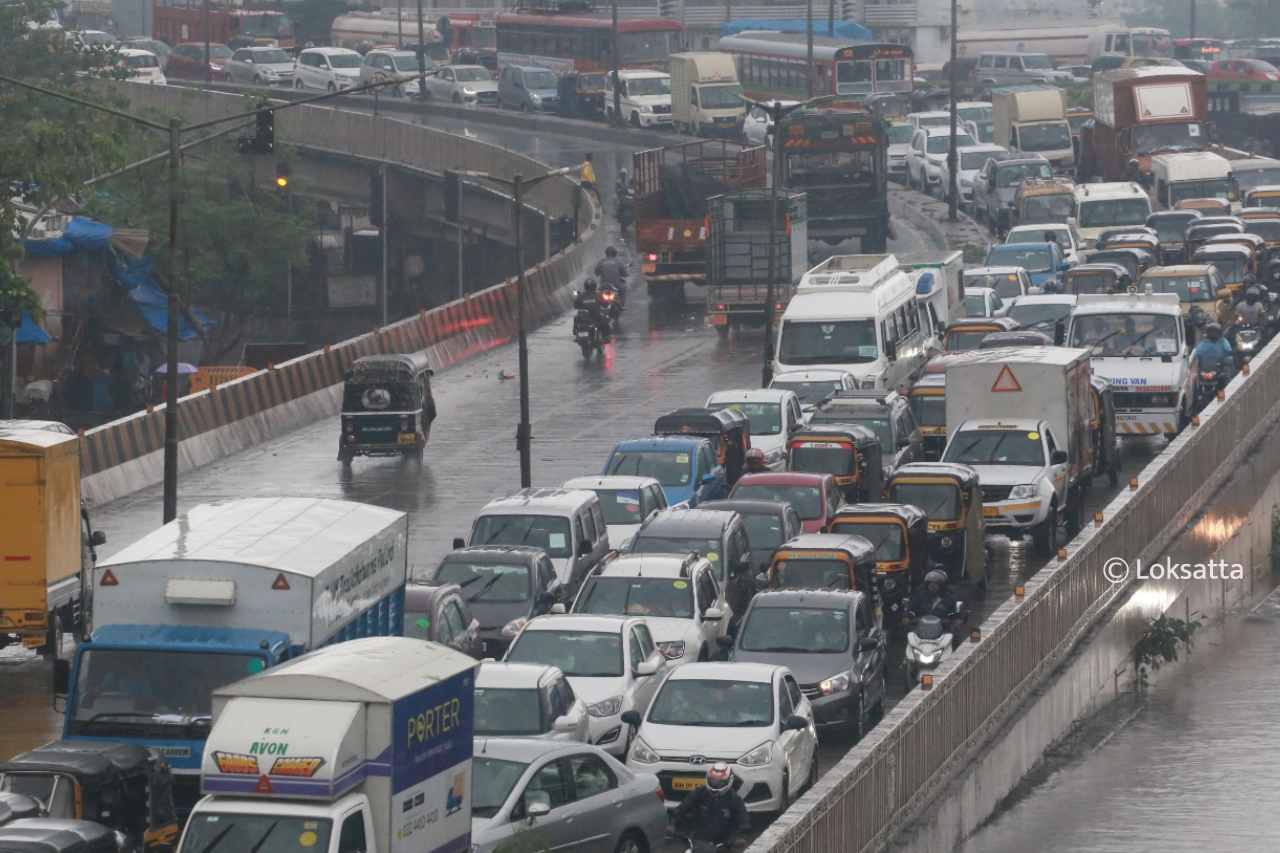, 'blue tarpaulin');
23,217,216,340
722,19,873,41
0,313,52,345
